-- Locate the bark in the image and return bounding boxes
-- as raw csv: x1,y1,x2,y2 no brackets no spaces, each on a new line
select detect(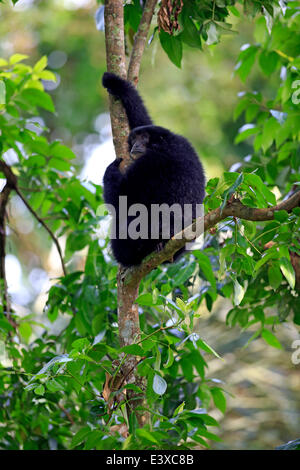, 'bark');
104,0,130,167
127,0,158,84
103,0,158,427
